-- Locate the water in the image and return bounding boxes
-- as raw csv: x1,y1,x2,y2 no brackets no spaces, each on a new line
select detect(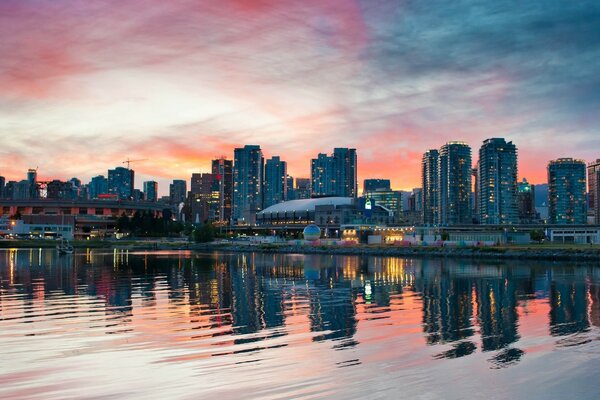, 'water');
0,249,599,400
